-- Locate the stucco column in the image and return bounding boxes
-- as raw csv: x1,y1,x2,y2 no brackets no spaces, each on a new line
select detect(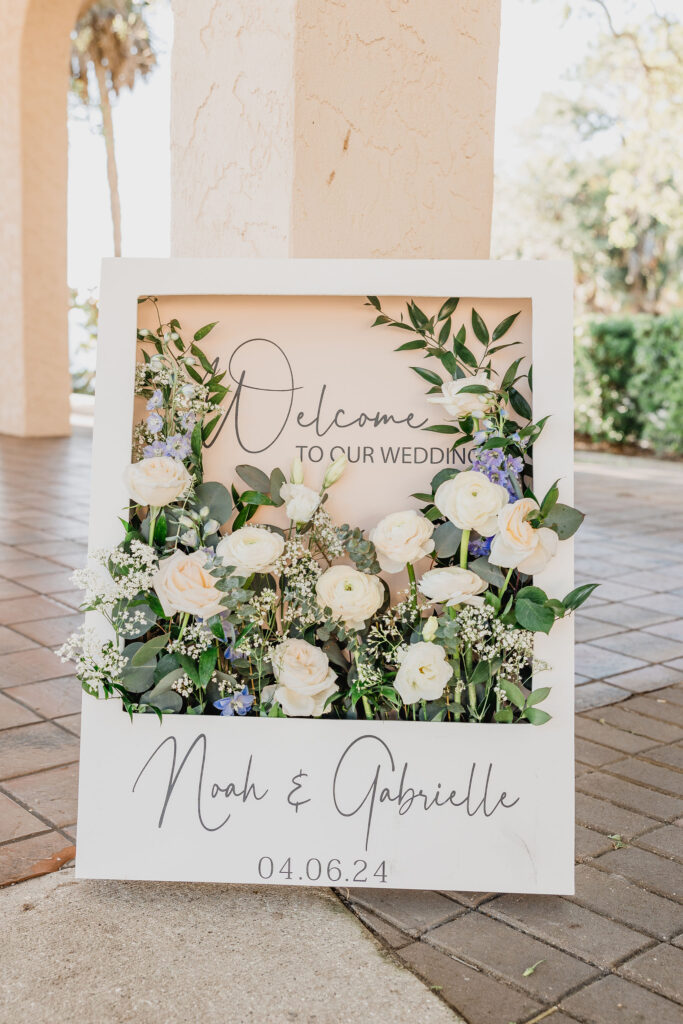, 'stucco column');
0,0,74,436
171,0,501,258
